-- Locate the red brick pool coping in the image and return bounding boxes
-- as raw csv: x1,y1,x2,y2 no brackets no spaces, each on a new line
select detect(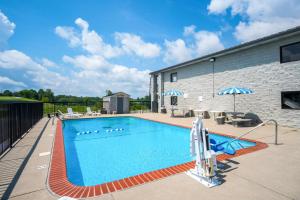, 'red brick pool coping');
48,118,268,198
